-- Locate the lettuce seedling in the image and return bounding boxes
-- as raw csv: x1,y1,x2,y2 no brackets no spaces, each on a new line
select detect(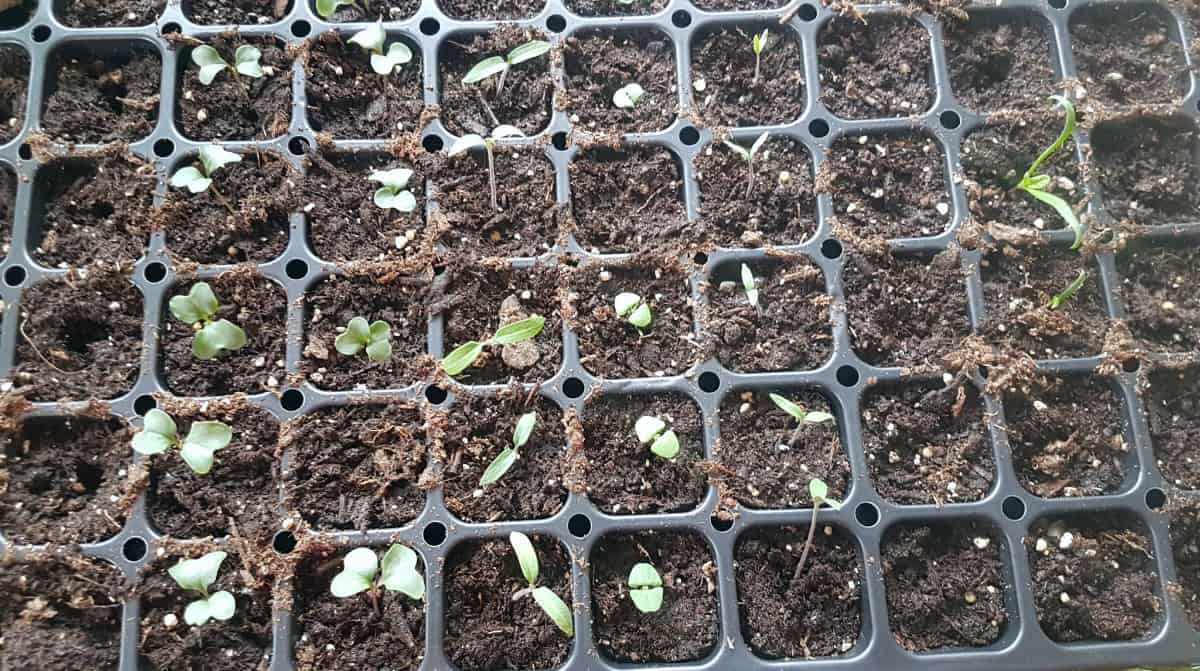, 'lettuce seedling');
613,83,646,109
614,292,652,331
191,44,263,86
169,282,249,360
442,315,546,376
168,551,236,626
335,316,393,362
751,29,769,86
792,478,841,583
1048,269,1087,310
349,20,414,75
628,562,663,613
1016,96,1084,249
169,144,241,195
723,132,770,197
462,40,551,98
368,167,416,212
634,415,679,460
331,545,424,614
480,412,537,487
509,531,573,636
131,408,233,475
447,125,526,211
741,263,759,308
